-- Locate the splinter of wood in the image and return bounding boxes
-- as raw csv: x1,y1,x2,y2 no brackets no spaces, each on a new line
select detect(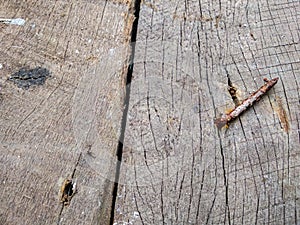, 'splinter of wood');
215,77,279,128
